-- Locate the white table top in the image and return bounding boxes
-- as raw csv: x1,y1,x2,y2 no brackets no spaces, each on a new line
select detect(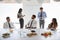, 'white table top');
0,28,60,40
